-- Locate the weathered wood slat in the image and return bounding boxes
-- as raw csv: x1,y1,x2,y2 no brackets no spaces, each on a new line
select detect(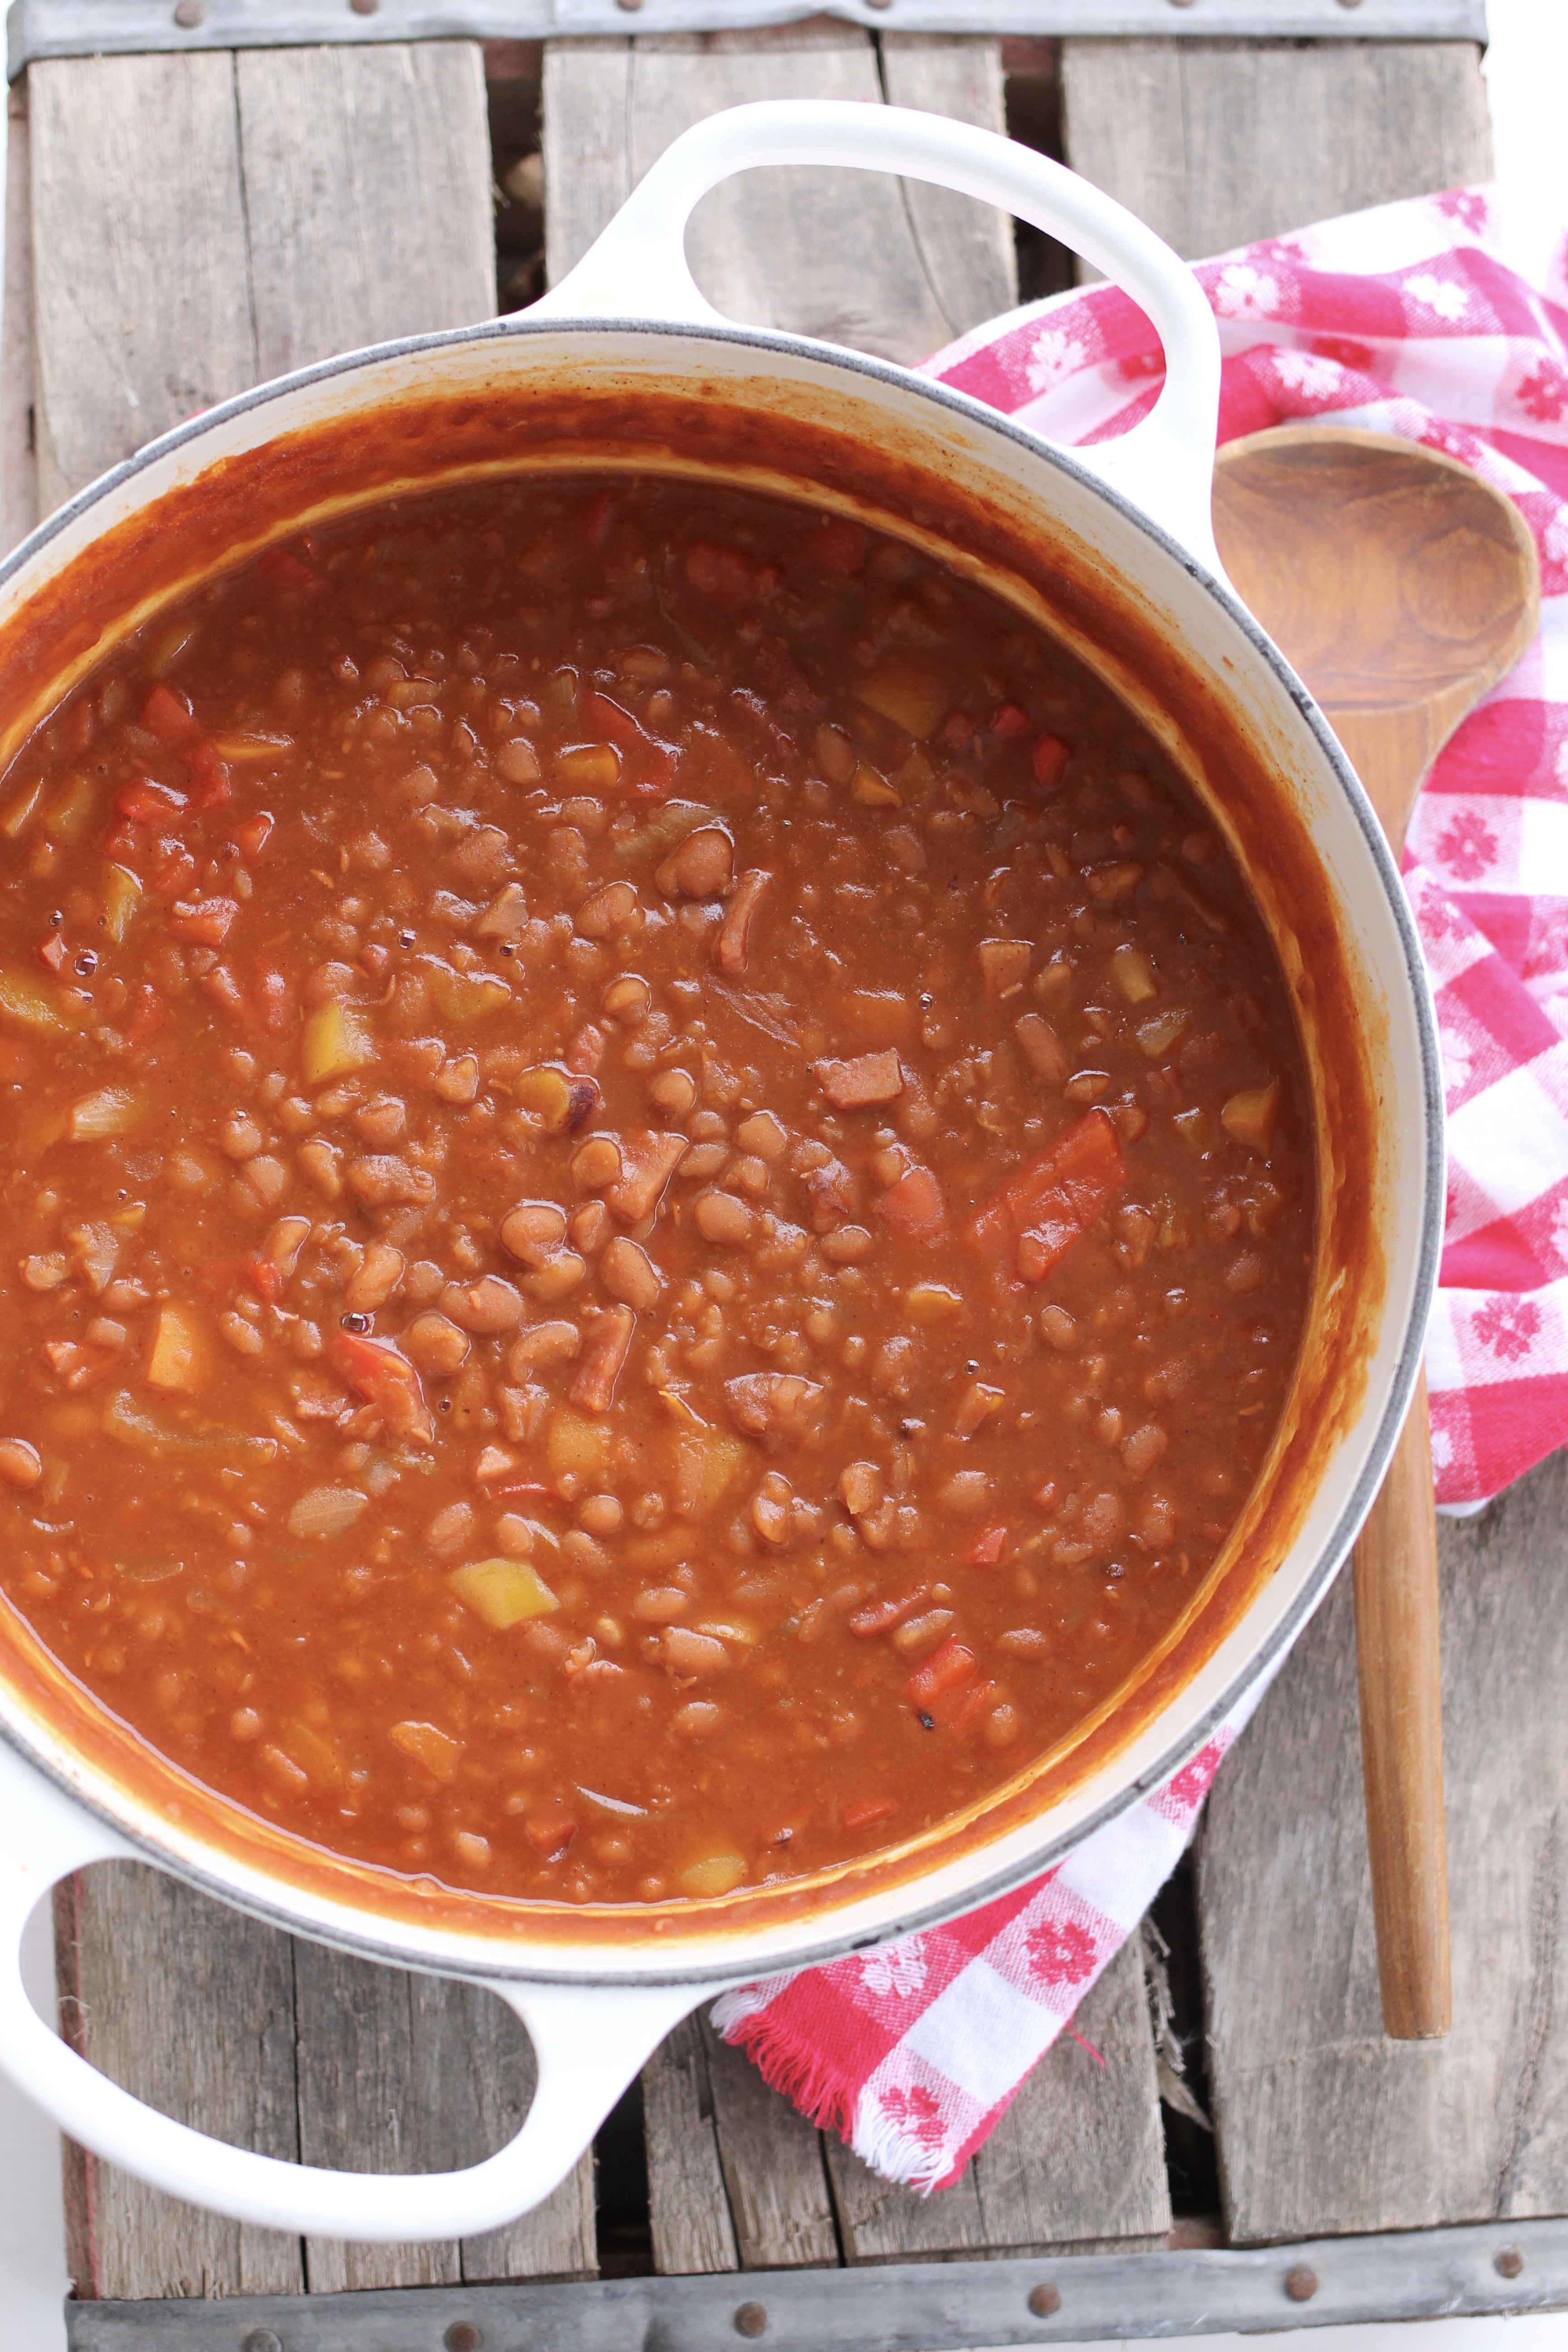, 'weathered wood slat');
2,83,38,558
644,2013,838,2274
1060,39,1493,265
295,1945,595,2293
29,54,255,514
543,24,1014,363
1201,1449,1568,2243
824,1940,1170,2261
235,42,495,382
54,1867,304,2301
